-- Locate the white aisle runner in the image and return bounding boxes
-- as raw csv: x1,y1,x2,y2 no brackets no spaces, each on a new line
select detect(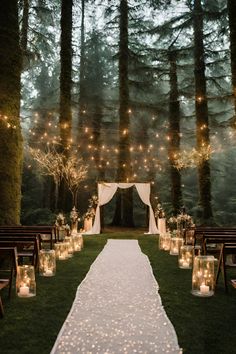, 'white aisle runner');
51,240,182,354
